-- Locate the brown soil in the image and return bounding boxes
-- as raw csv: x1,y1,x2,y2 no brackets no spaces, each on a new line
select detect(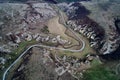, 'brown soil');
12,47,77,80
